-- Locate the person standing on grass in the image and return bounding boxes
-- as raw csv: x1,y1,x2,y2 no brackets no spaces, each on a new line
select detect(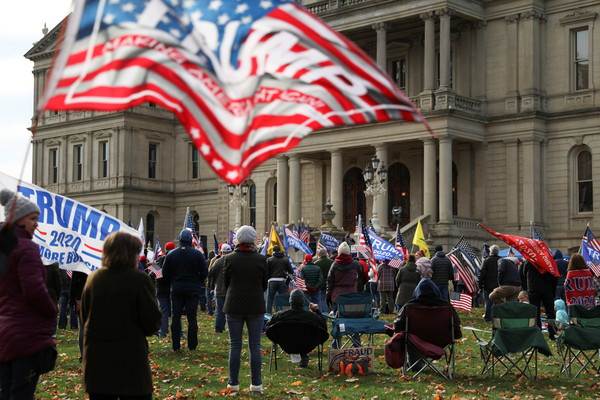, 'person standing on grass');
223,226,268,394
314,248,333,313
299,254,323,306
162,229,208,351
153,241,176,338
207,243,233,333
0,189,57,400
80,231,161,400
